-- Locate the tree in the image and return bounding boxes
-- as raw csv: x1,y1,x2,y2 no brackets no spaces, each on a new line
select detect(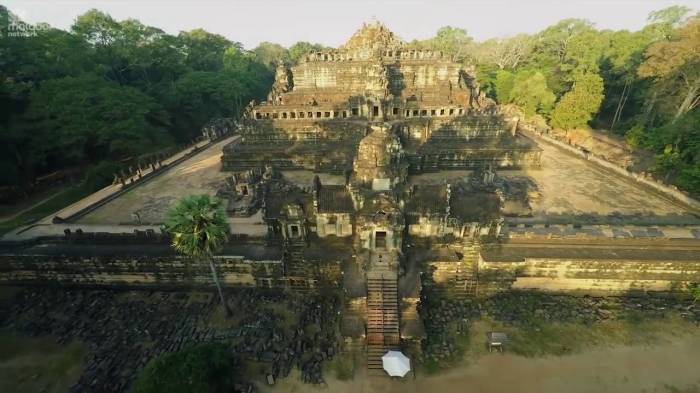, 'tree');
509,70,556,116
0,8,272,199
431,26,473,61
252,41,289,69
638,18,700,120
550,72,605,130
177,29,235,72
647,6,692,30
288,41,325,64
25,74,170,162
165,70,258,141
598,30,653,132
647,109,700,190
164,195,231,316
525,19,596,97
134,343,236,393
475,35,533,70
494,70,515,104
